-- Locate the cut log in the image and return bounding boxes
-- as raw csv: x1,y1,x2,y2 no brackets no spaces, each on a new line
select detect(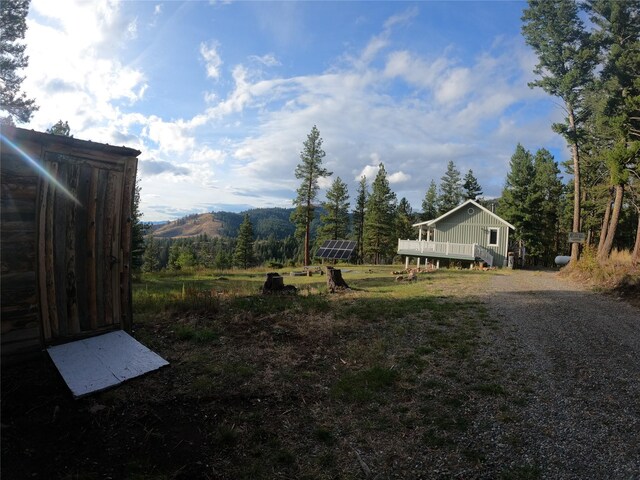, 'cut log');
326,266,350,293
